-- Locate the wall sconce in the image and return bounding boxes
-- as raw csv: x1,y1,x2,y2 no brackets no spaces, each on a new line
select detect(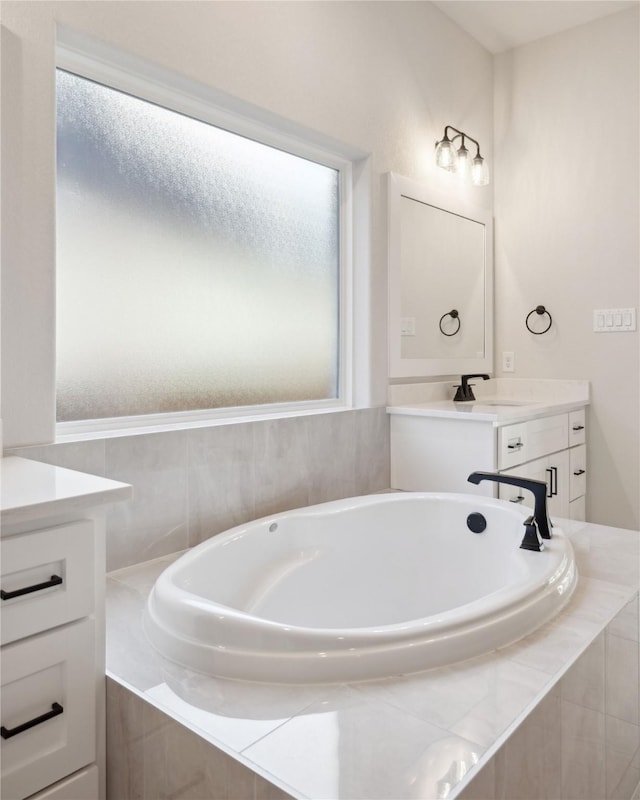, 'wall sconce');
435,125,489,186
